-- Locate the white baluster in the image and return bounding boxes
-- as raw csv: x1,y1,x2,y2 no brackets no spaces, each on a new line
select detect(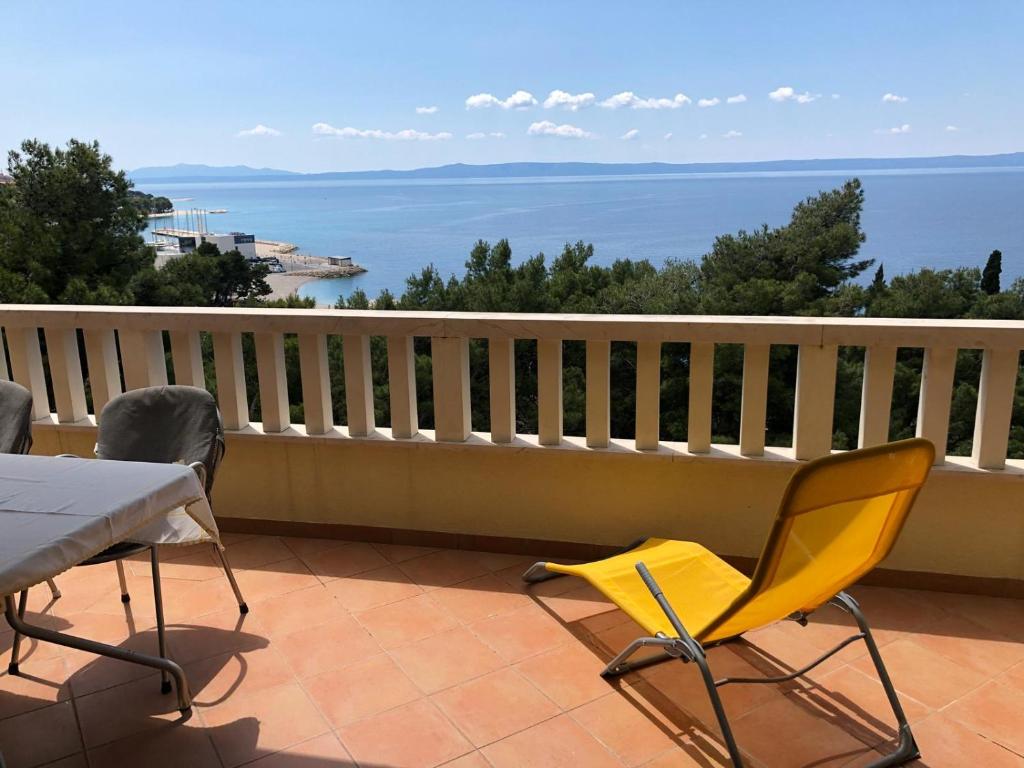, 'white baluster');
916,346,957,464
586,340,610,448
537,338,562,446
793,344,838,460
343,335,375,437
431,337,471,442
44,327,87,423
170,330,205,388
212,332,249,430
84,329,122,419
119,329,167,390
739,343,770,456
488,336,515,443
972,347,1020,470
688,342,714,453
254,332,290,433
858,346,897,448
298,333,332,435
6,327,50,419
